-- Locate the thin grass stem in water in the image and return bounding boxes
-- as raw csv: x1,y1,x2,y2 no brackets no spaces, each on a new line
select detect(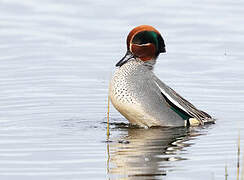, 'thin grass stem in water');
225,164,228,180
237,131,240,180
107,94,110,139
